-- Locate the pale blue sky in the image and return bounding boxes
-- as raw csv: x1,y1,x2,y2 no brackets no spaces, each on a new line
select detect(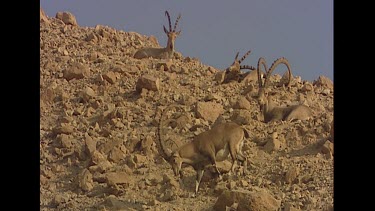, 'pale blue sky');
41,0,333,82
